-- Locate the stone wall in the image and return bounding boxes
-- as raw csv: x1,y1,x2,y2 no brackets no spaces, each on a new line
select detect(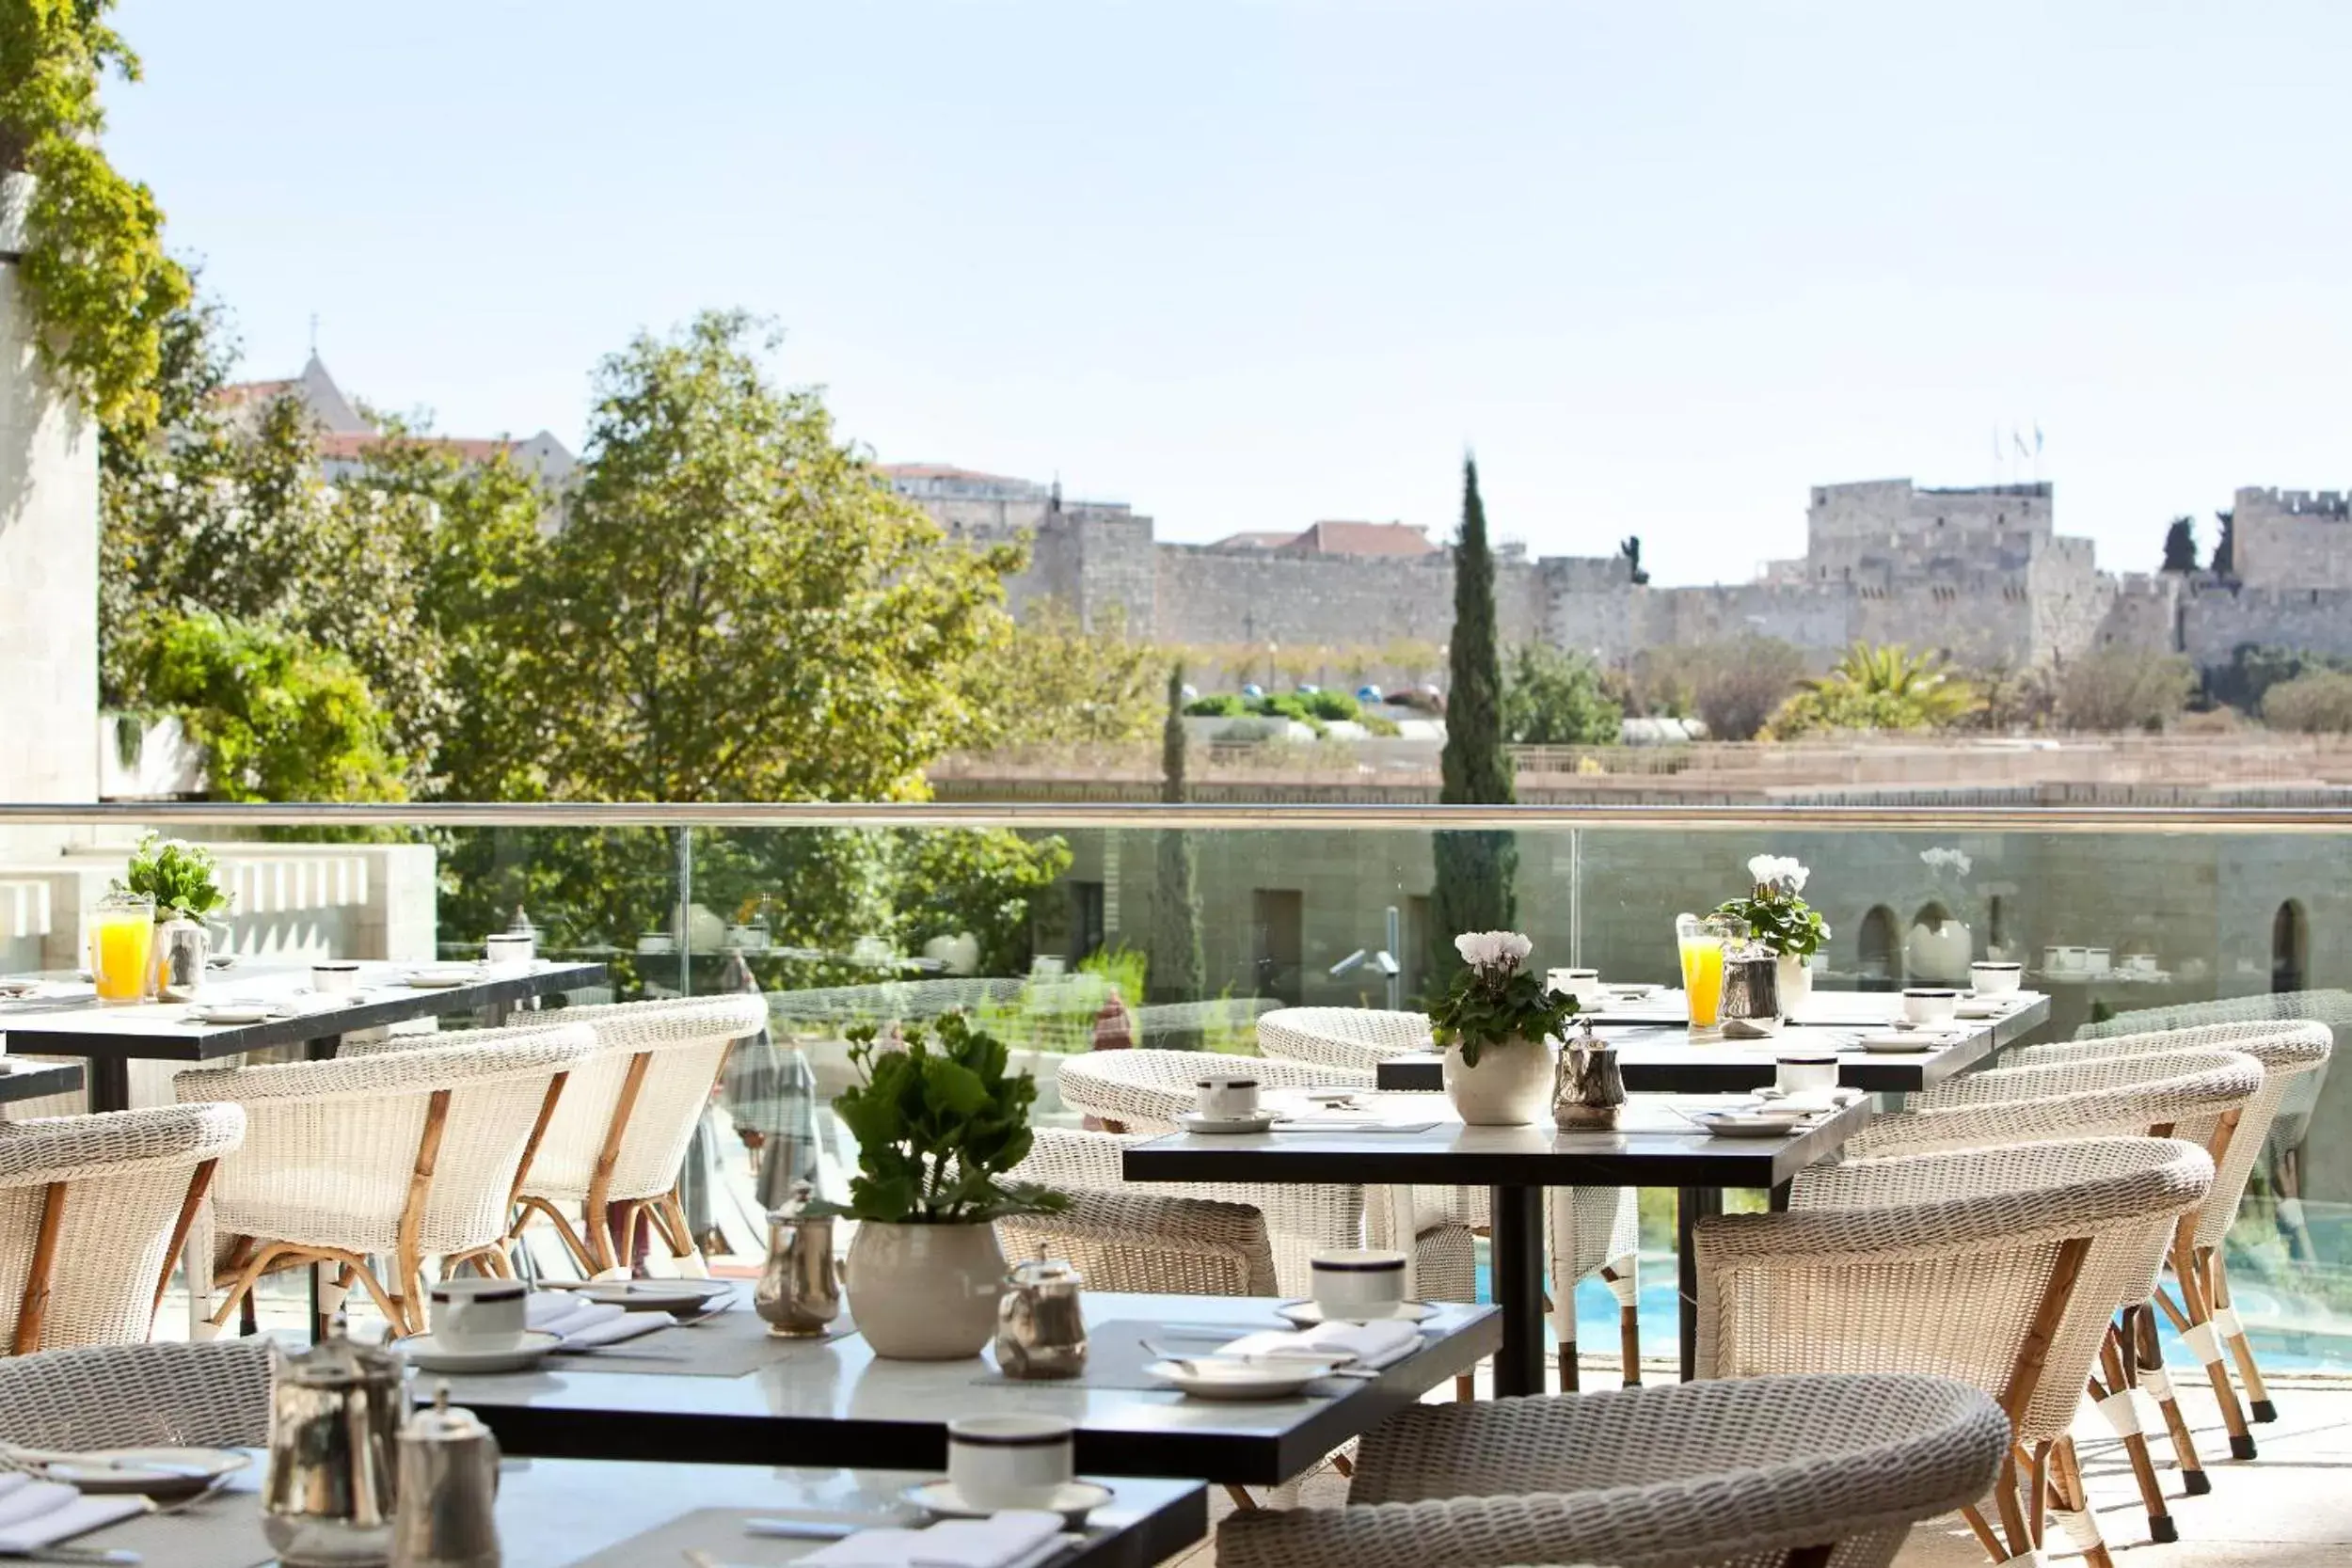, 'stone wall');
2233,486,2352,591
2182,581,2352,666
